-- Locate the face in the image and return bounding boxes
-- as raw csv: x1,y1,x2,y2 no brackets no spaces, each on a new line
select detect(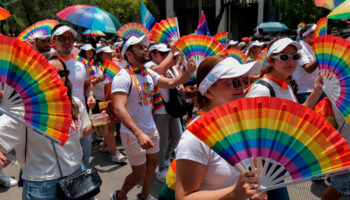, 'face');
151,51,169,64
49,59,69,82
269,45,299,78
101,52,112,62
85,50,94,59
251,46,263,55
126,43,149,64
206,74,250,105
35,38,51,53
52,31,75,56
